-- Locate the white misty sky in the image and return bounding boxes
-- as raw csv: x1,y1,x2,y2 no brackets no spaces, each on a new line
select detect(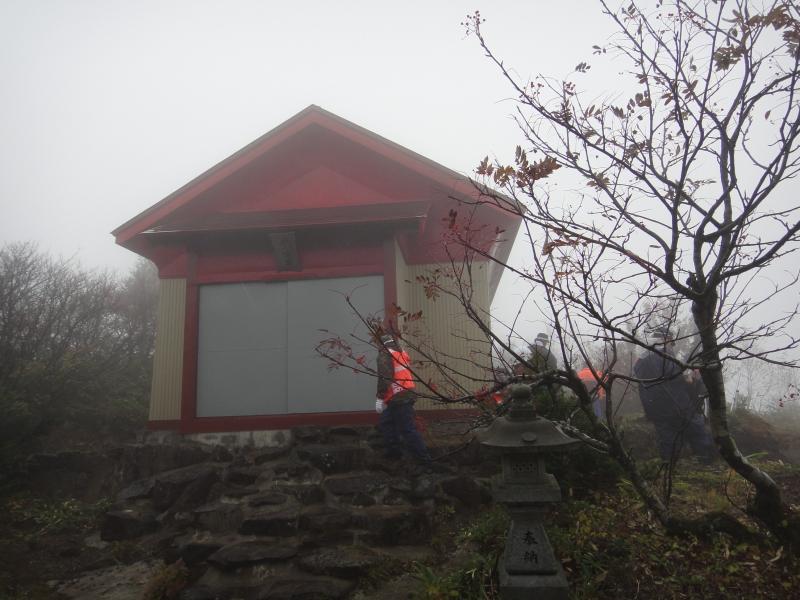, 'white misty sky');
0,0,617,348
2,1,797,382
0,0,608,272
